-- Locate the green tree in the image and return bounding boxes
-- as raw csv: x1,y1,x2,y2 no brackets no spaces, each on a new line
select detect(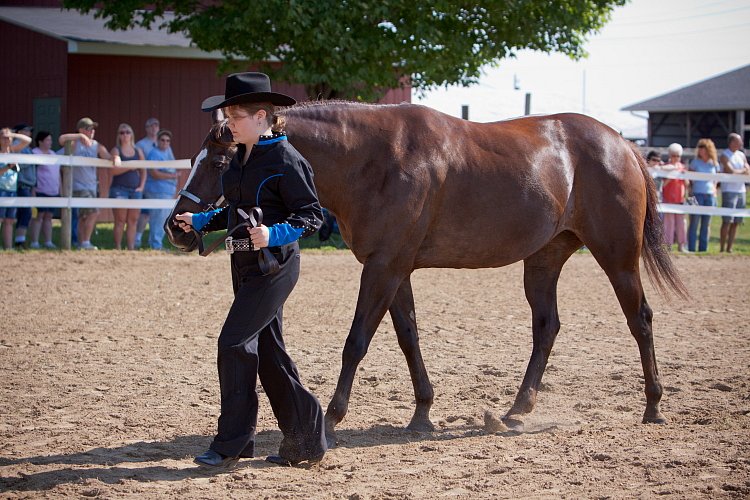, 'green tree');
63,0,627,100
